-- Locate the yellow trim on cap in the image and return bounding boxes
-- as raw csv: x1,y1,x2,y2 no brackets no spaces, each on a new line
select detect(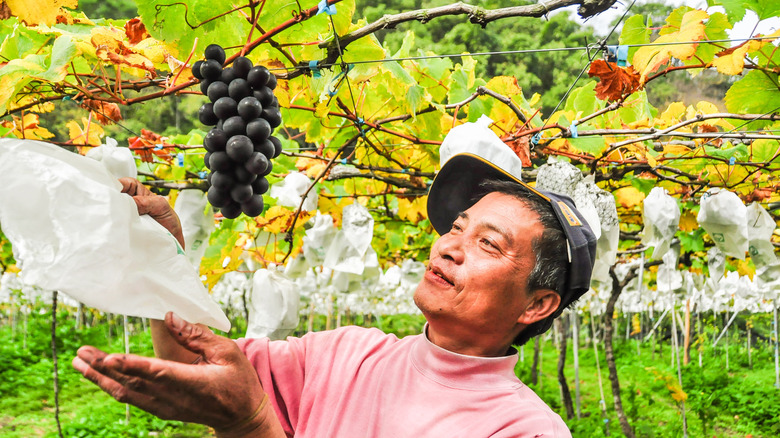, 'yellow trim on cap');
557,201,582,227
